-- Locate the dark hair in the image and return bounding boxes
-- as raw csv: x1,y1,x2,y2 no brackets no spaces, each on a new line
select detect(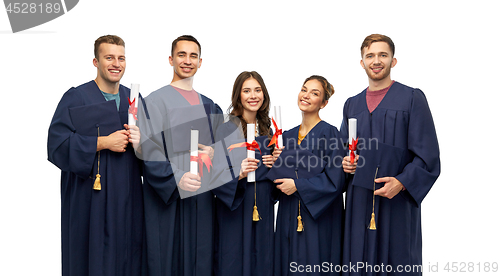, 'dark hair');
171,35,201,57
94,35,125,60
360,34,395,57
228,71,272,140
303,75,334,103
